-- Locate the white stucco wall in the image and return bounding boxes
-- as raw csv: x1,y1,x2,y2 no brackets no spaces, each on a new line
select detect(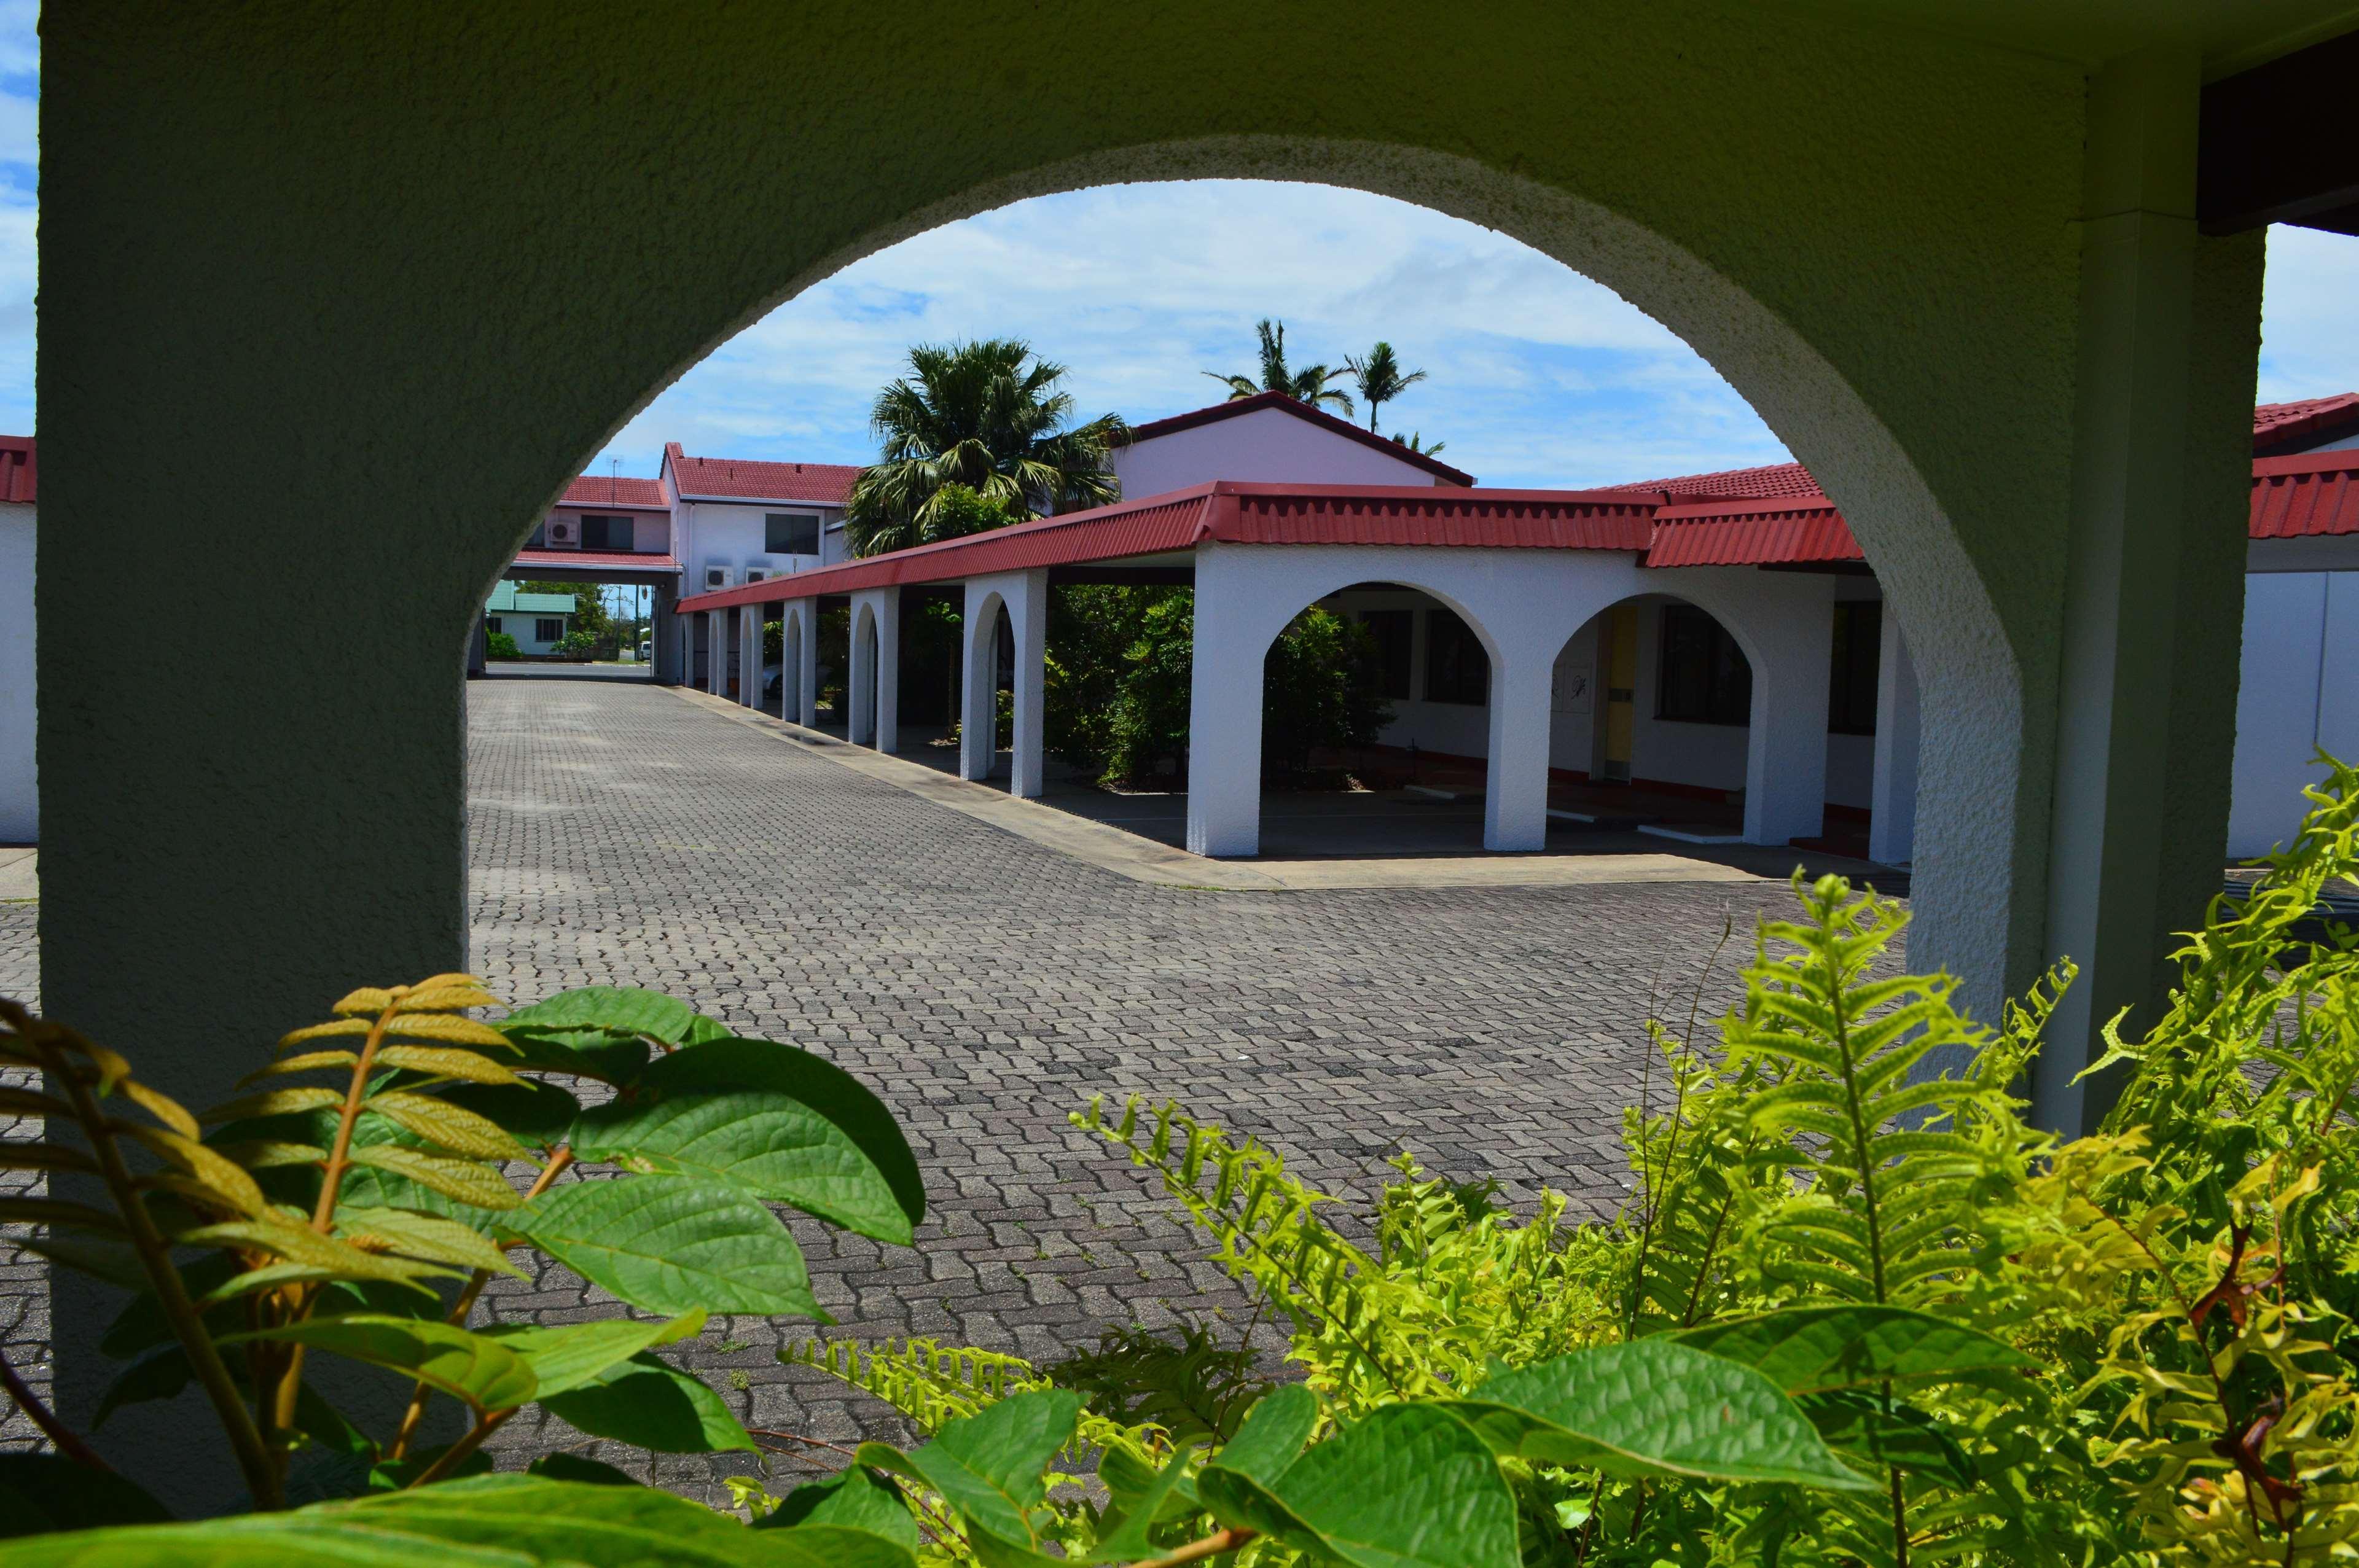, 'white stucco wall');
1113,406,1444,497
678,501,832,588
2228,569,2359,858
0,504,32,841
543,505,671,554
